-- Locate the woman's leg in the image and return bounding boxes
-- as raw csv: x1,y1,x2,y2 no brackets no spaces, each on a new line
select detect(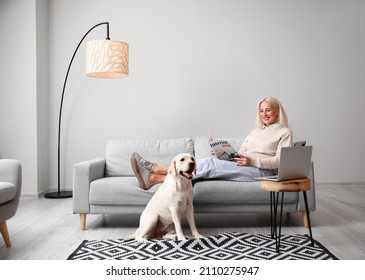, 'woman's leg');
149,165,168,185
132,154,277,188
131,152,168,189
149,173,166,185
151,165,168,175
194,157,276,182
